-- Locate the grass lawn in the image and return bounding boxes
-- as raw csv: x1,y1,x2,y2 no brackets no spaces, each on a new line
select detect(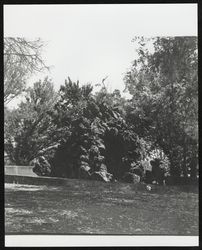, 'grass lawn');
5,179,198,235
